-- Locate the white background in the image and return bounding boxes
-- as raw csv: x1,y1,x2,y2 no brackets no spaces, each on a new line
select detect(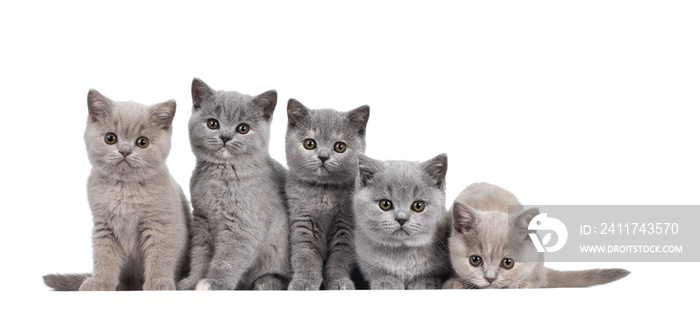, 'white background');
1,1,697,318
